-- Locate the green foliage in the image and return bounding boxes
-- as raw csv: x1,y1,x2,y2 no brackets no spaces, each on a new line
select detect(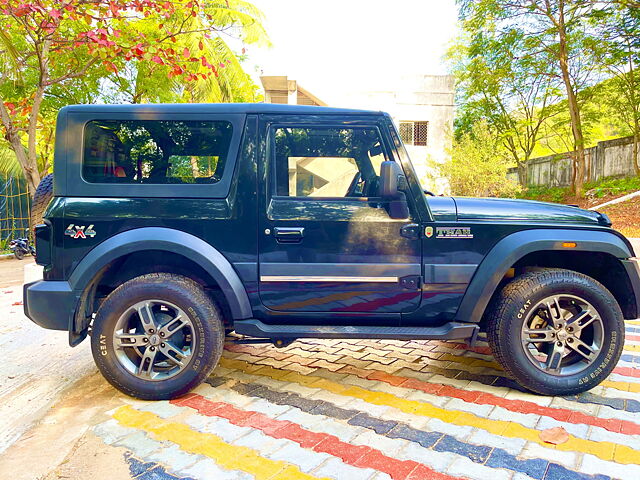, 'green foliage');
532,78,634,157
0,145,22,177
0,0,269,191
518,185,571,204
585,176,640,198
448,17,560,179
437,121,521,198
520,176,640,202
453,0,640,195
